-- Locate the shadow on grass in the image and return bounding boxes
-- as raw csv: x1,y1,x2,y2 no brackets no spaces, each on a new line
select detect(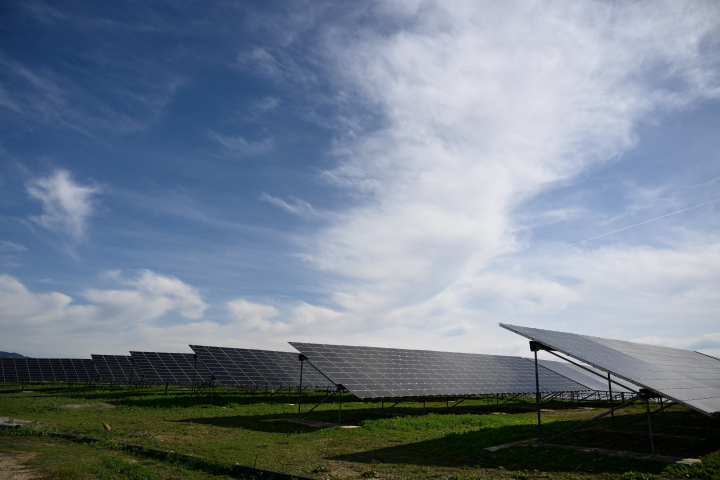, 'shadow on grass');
325,422,720,478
